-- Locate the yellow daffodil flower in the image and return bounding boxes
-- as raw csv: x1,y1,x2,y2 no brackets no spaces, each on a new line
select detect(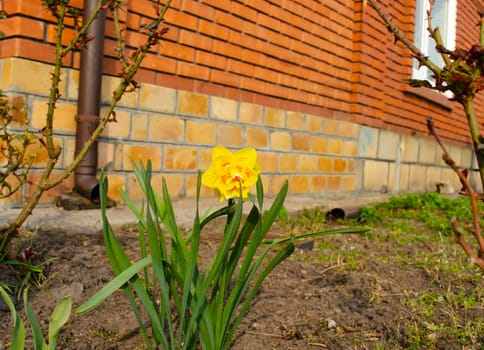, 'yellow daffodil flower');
202,146,261,202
